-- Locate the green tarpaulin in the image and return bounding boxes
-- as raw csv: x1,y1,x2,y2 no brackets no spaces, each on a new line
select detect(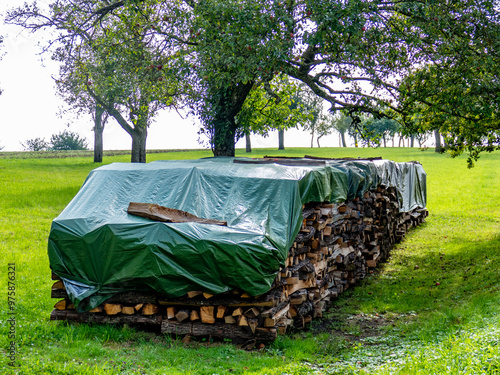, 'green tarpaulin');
48,157,426,311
